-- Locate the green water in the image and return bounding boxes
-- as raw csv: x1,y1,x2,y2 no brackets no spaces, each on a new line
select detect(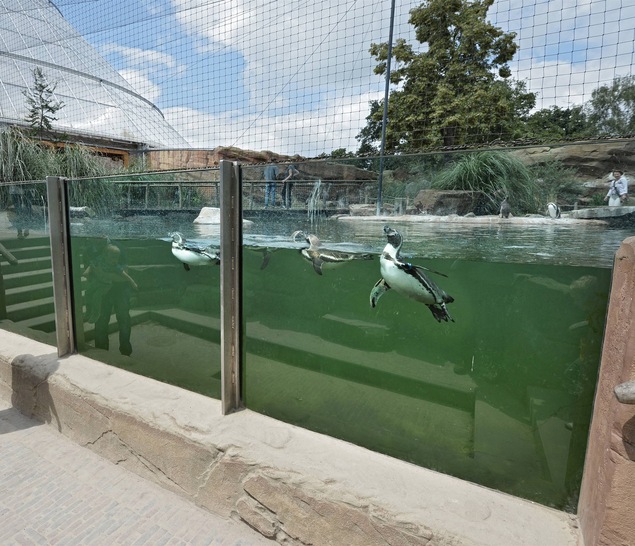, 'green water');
243,245,610,511
70,236,222,398
65,213,617,512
